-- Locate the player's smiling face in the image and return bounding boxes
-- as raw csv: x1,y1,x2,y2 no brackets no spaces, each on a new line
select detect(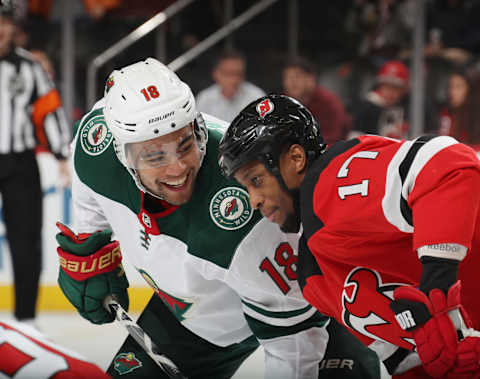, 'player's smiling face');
129,124,202,205
234,160,298,232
